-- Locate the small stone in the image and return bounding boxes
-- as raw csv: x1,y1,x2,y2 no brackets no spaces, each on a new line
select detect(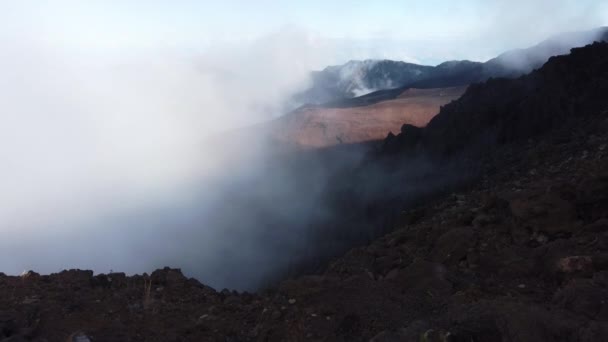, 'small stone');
557,256,594,273
518,284,526,289
288,298,296,305
384,268,400,280
473,214,496,228
127,303,142,311
271,310,282,320
21,296,40,305
223,296,241,305
534,232,549,245
71,332,91,342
